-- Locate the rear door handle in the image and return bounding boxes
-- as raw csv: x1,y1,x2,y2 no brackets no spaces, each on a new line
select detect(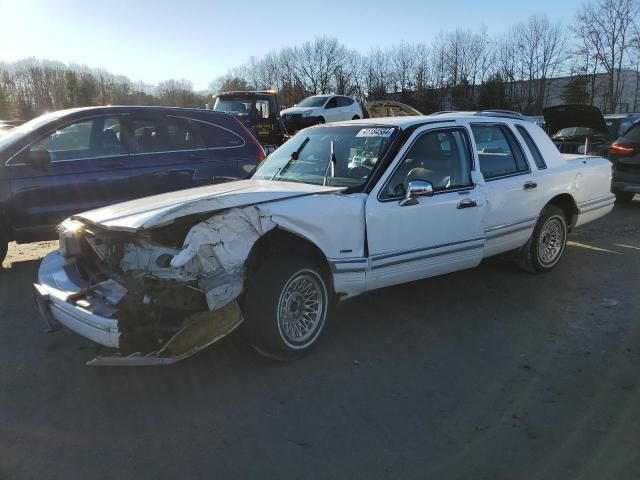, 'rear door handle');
457,198,478,209
523,181,538,190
